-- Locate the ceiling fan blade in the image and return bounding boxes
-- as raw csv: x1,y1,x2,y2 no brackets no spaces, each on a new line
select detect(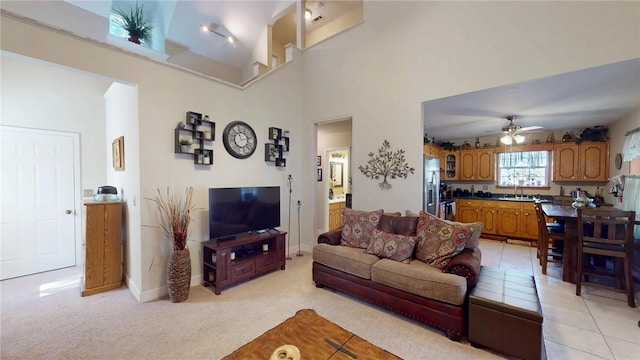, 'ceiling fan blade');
519,125,543,132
